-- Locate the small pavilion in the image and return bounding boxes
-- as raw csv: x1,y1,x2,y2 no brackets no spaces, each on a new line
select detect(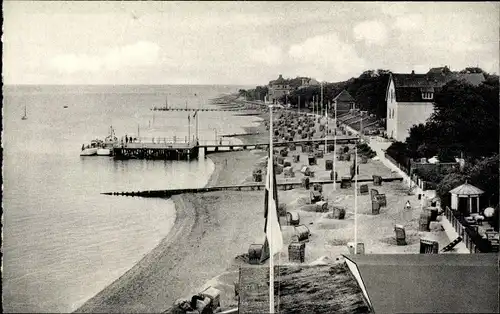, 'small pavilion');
449,181,484,214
